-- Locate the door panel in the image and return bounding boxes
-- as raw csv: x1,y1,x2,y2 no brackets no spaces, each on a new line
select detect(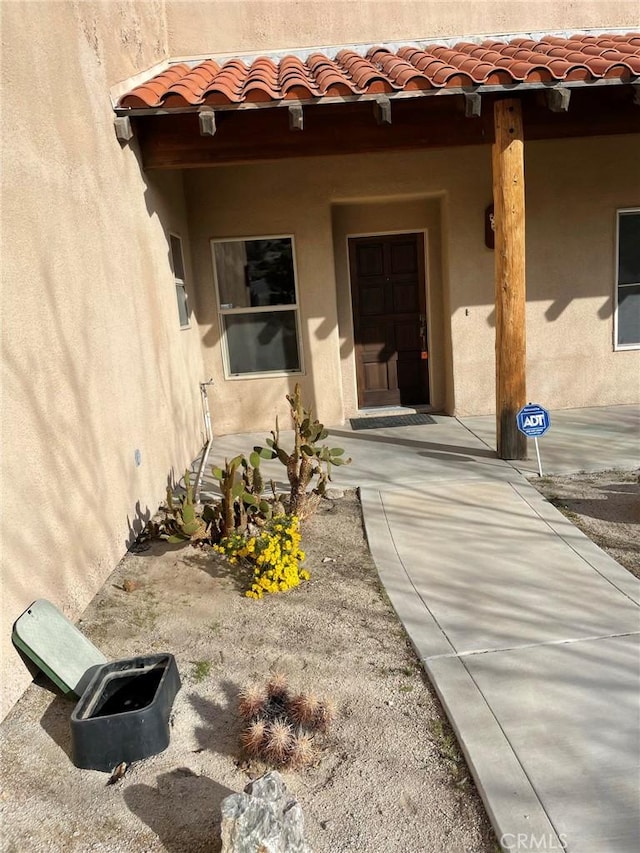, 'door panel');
392,283,420,313
357,244,384,276
359,286,385,316
349,233,429,408
389,240,418,273
364,361,389,391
